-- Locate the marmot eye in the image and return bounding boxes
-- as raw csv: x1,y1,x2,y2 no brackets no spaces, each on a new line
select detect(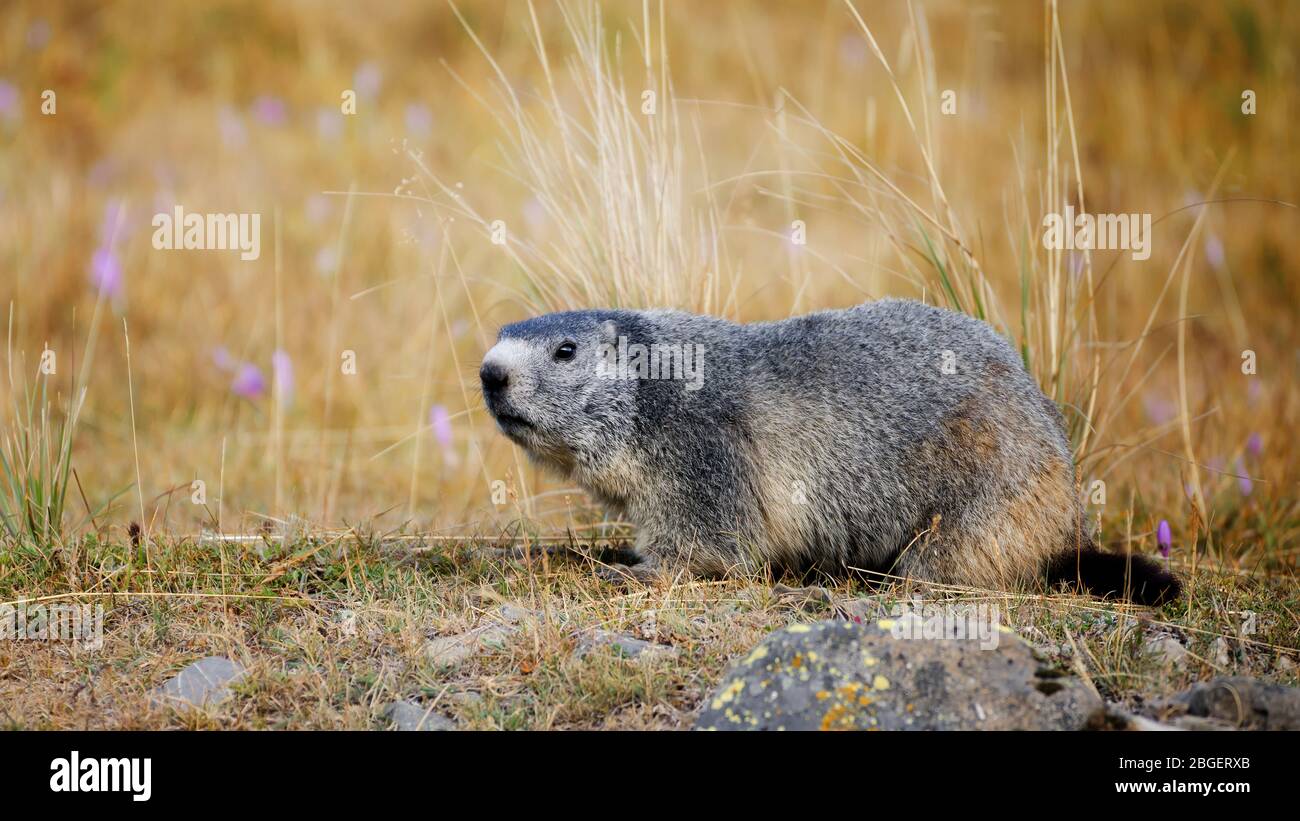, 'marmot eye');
554,341,577,361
